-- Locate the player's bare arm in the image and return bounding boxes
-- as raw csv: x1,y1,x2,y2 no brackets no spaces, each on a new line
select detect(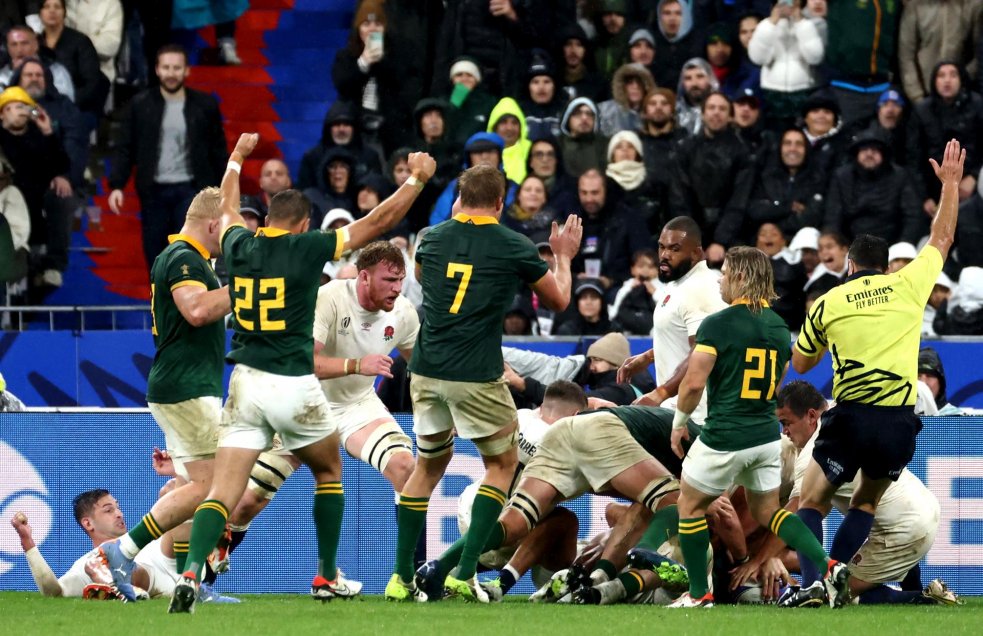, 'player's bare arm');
635,336,697,406
926,138,965,261
346,152,437,251
218,132,259,236
671,350,715,458
172,283,232,327
617,348,654,384
530,214,583,311
313,339,394,380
